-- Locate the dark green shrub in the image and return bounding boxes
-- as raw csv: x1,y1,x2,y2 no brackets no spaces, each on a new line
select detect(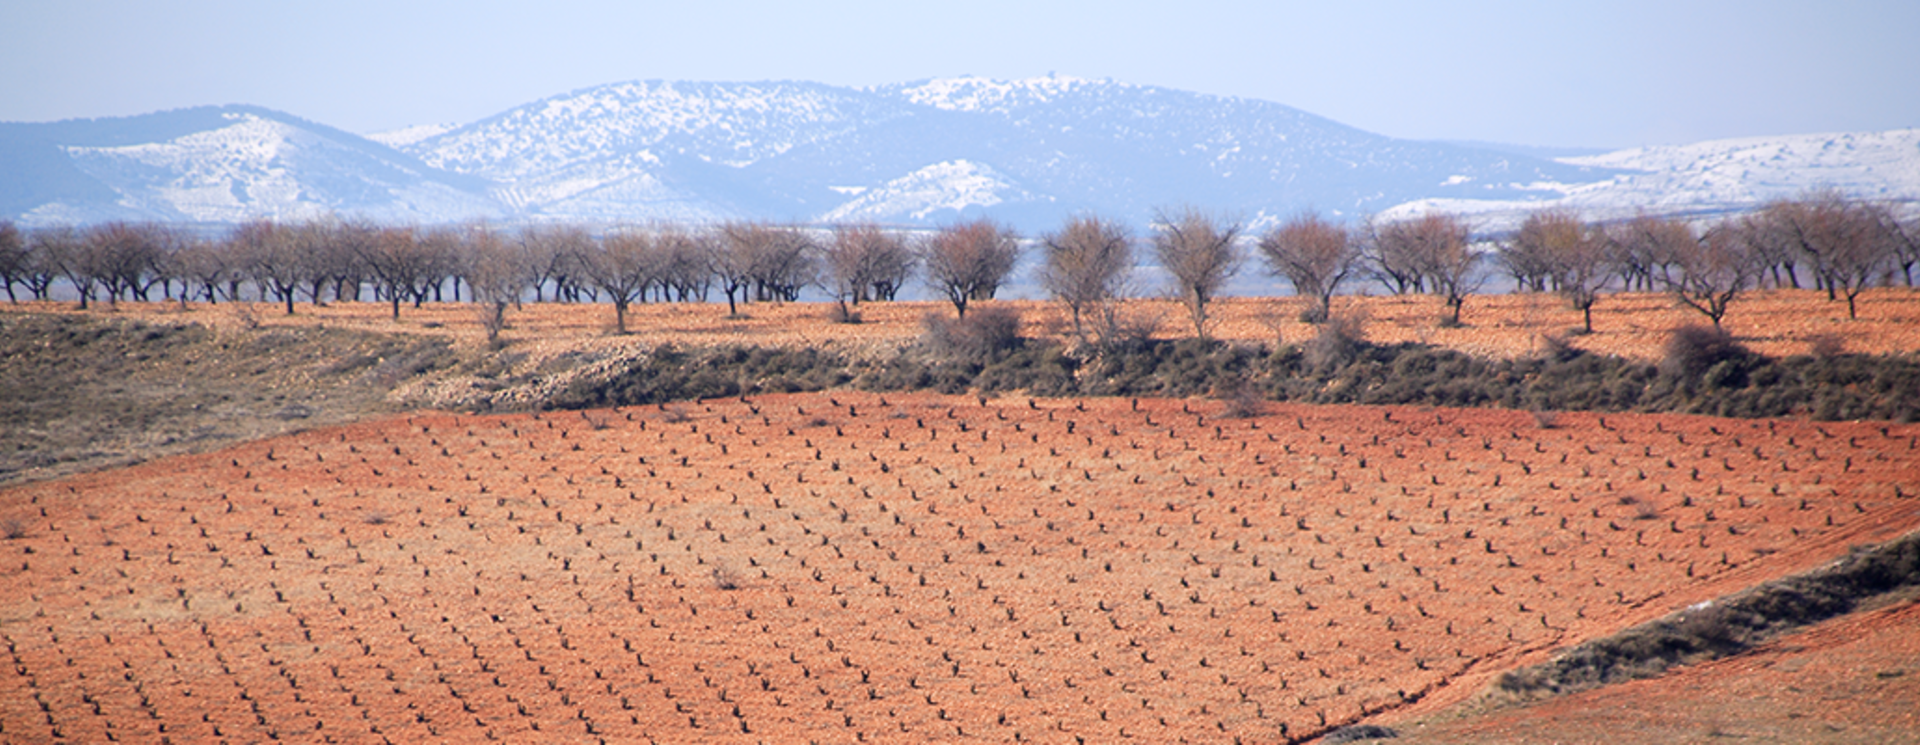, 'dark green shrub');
923,305,1023,364
1661,324,1756,383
